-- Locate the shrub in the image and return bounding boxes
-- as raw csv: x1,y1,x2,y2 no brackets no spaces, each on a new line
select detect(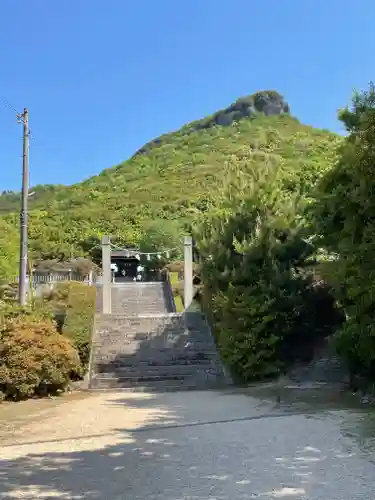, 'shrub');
0,282,18,304
60,282,96,373
312,83,375,382
194,161,343,381
204,244,335,381
0,299,53,326
0,313,80,400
